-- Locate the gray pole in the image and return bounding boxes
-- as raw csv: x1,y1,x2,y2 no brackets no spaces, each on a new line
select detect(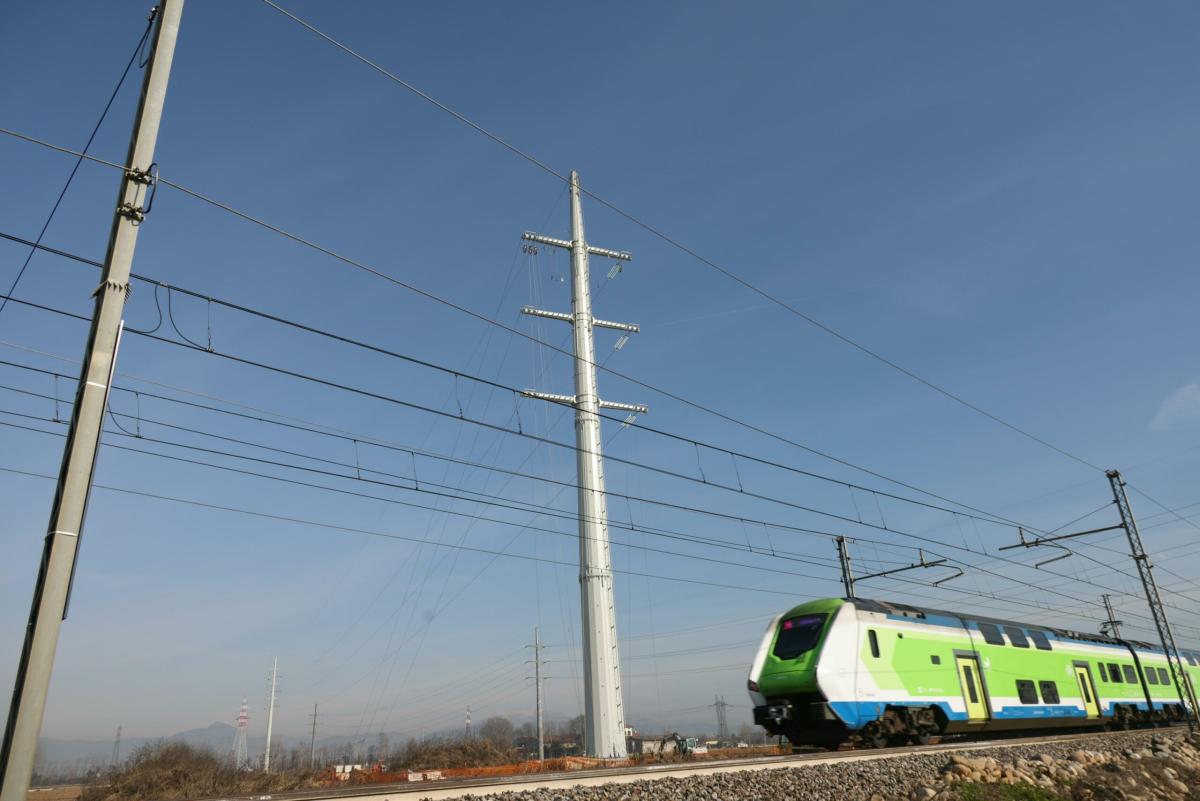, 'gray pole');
308,704,317,768
518,173,638,759
0,5,184,799
263,657,278,772
534,628,544,762
836,536,855,599
1107,470,1197,730
568,172,627,759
